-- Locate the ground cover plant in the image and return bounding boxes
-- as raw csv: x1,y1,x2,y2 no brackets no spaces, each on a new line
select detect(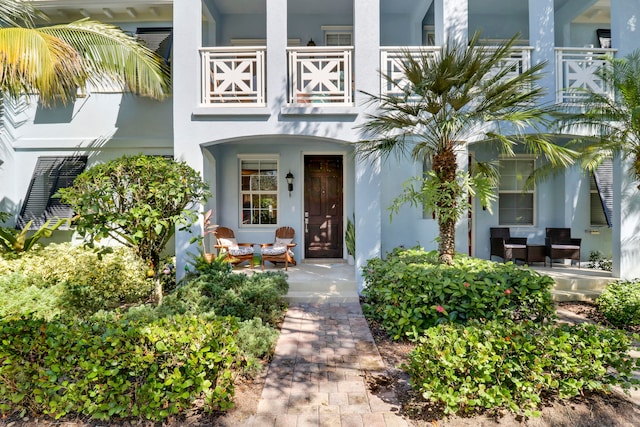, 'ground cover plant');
0,247,288,422
596,279,640,328
361,247,640,419
362,247,556,340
